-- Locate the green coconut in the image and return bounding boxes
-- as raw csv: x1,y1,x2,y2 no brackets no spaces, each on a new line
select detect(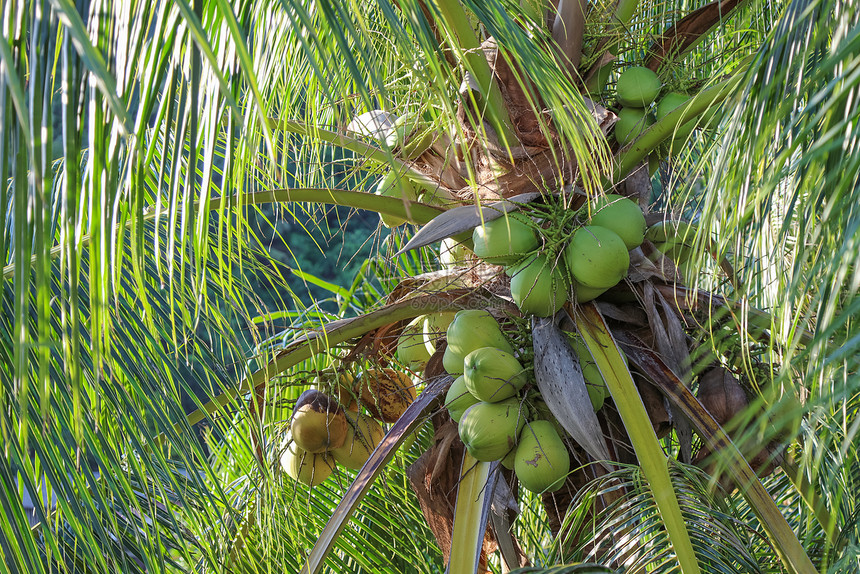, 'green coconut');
508,254,569,317
458,399,527,462
645,220,697,263
616,66,661,108
530,398,568,438
572,281,608,303
471,213,539,265
445,310,513,367
281,442,335,486
397,317,431,370
570,337,609,411
564,226,630,289
500,447,518,470
463,347,528,403
290,389,348,453
376,172,419,227
514,420,570,493
589,194,647,250
422,311,457,356
445,375,480,423
442,347,467,375
385,113,435,159
443,309,513,375
330,411,385,470
585,64,612,96
656,92,696,140
614,107,654,146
